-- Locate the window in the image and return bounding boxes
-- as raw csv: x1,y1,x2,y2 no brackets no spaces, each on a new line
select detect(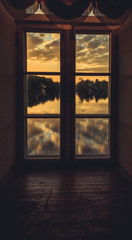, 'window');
17,24,112,164
25,31,61,158
75,33,111,157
